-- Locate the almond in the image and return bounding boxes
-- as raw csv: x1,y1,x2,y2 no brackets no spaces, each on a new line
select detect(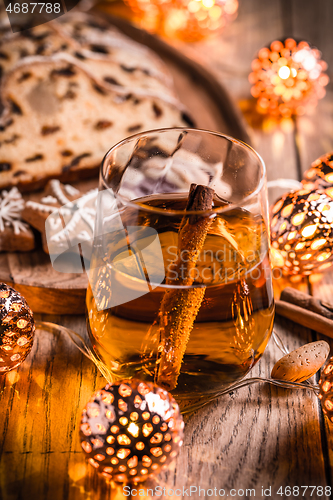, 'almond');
271,341,330,383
